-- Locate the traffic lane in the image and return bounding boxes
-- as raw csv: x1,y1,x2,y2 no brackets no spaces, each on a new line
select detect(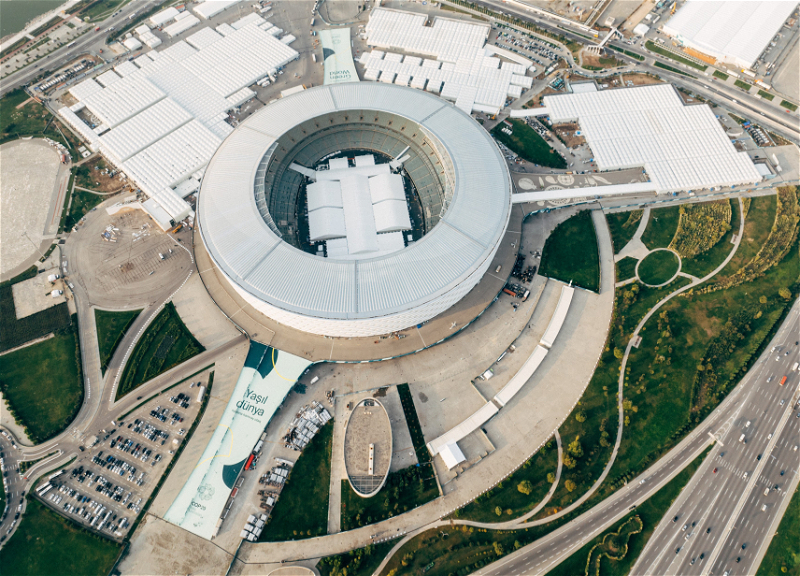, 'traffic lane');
714,416,800,575
478,430,717,575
